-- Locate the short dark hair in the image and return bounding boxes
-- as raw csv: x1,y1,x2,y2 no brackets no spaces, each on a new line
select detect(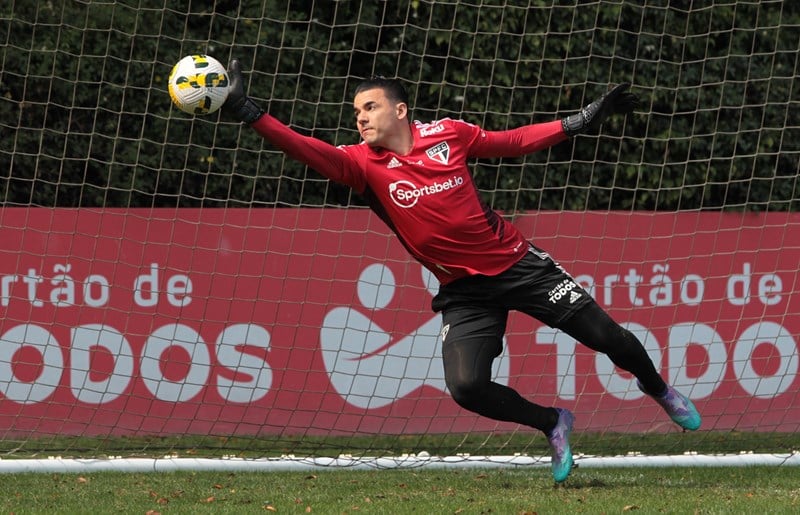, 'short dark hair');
354,76,409,105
